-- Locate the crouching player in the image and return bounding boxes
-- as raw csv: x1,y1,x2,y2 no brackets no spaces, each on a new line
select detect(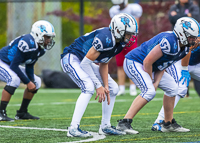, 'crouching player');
152,36,200,132
115,17,199,134
0,20,56,121
61,13,138,137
